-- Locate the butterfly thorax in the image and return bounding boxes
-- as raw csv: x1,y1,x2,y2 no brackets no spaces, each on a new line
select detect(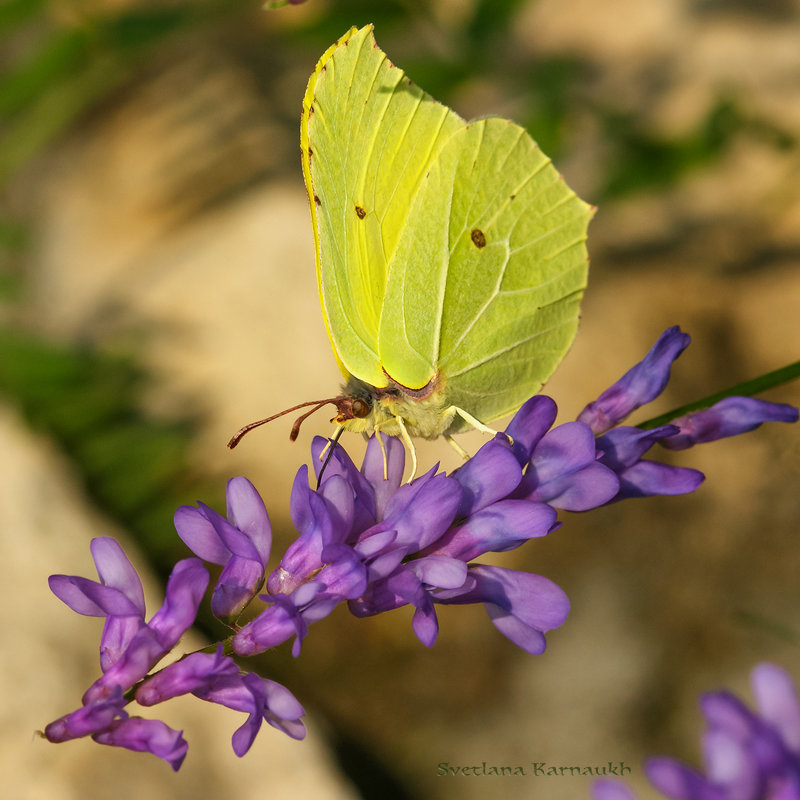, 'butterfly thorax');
334,374,456,440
